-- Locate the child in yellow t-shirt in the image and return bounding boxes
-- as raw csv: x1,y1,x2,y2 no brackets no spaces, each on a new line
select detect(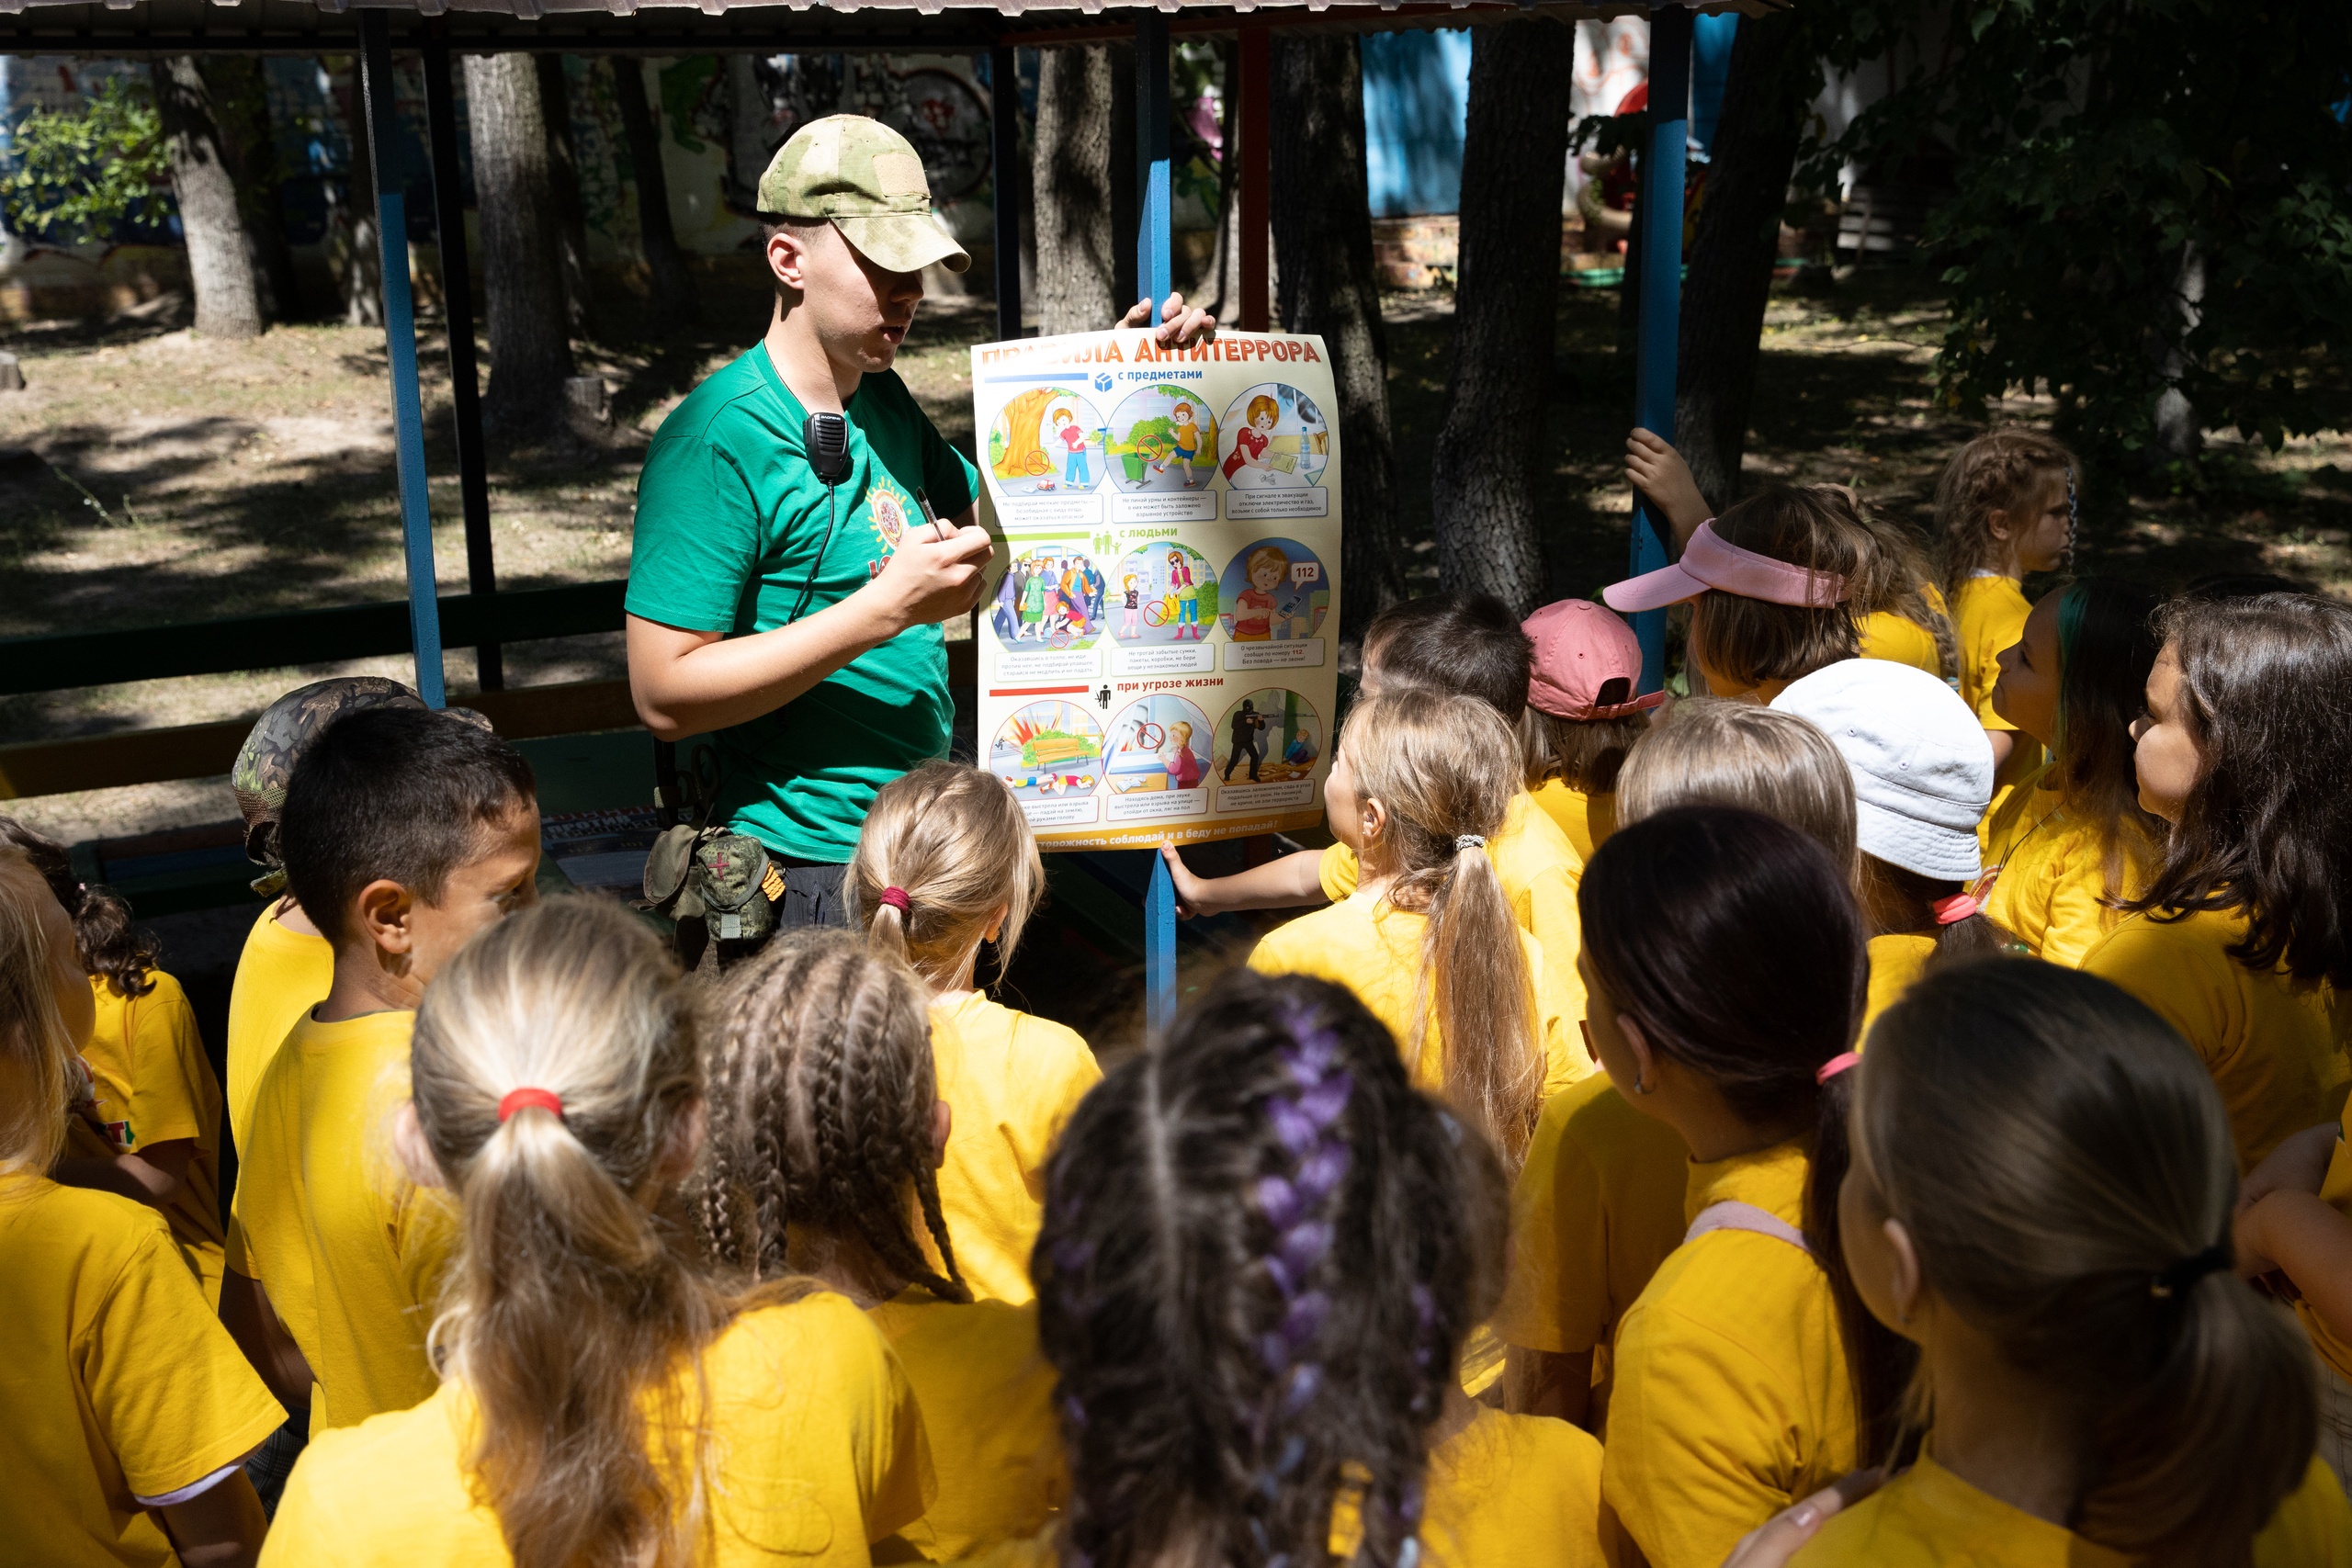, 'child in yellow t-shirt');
1161,592,1589,1031
1027,967,1606,1568
2083,592,2352,1174
1812,958,2352,1566
1773,660,2010,1037
850,761,1100,1306
1575,808,1903,1568
699,928,1066,1562
2,818,230,1304
223,705,543,1435
1521,598,1663,863
264,898,931,1566
1975,579,2165,966
0,846,284,1567
1932,428,2079,801
1250,688,1583,1168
